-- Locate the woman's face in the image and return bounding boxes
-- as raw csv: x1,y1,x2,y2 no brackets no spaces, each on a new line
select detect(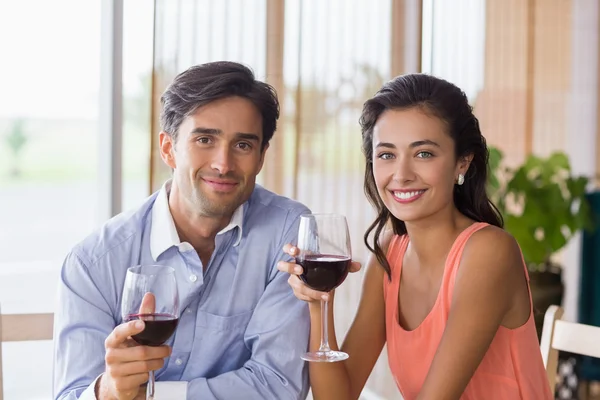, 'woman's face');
372,107,470,224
